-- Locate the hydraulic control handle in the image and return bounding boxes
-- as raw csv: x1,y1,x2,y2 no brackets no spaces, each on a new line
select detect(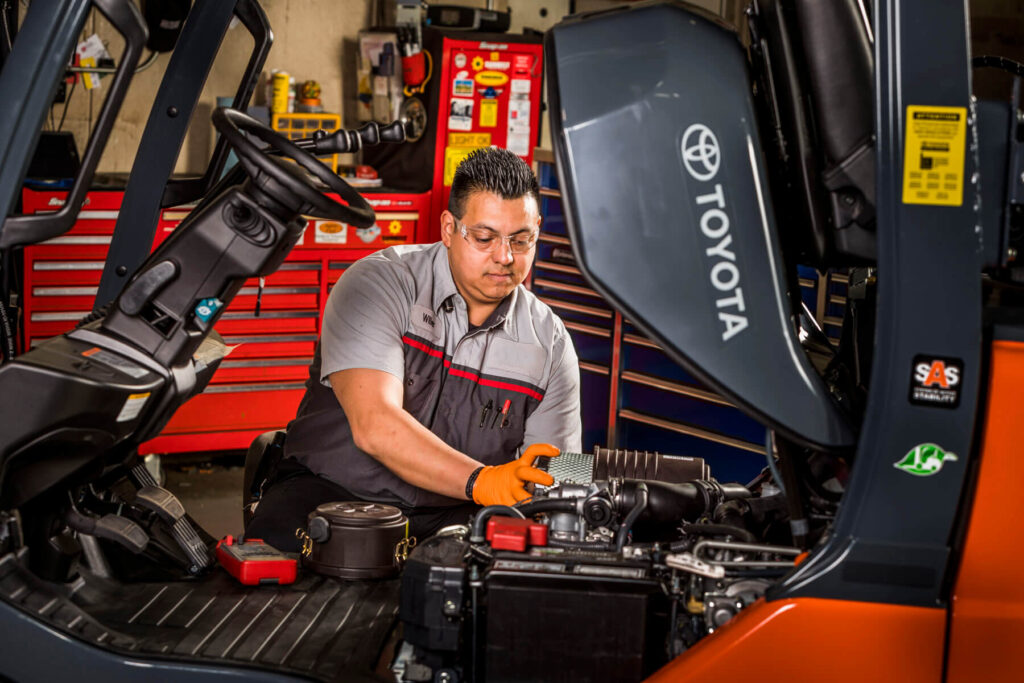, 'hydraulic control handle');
291,120,407,155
